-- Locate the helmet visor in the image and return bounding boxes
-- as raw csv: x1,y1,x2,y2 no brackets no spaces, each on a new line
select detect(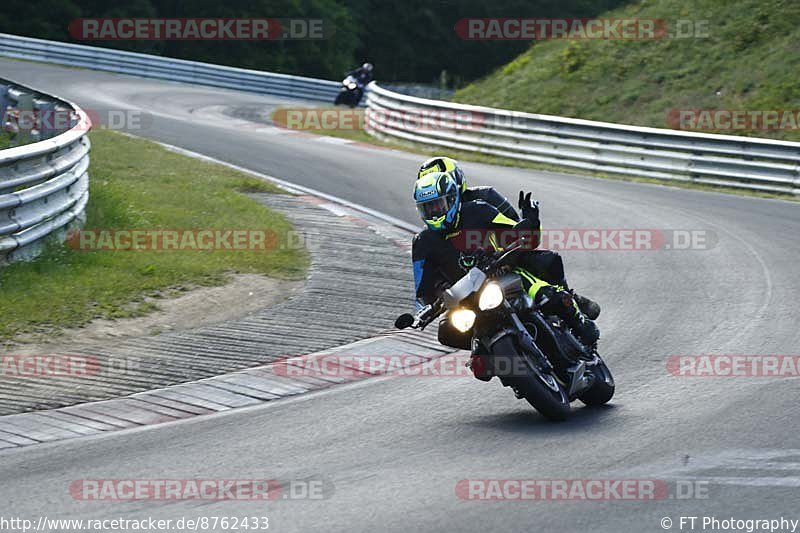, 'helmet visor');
417,193,456,221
